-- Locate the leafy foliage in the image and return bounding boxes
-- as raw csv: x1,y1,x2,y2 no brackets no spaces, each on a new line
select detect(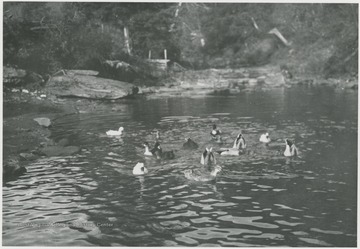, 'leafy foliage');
3,2,358,78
